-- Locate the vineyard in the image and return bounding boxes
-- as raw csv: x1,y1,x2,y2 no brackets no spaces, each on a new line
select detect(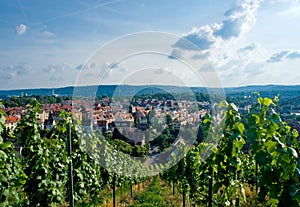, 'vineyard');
1,95,300,206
